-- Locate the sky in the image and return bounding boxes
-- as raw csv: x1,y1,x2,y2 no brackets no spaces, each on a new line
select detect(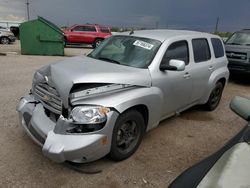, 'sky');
0,0,250,32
